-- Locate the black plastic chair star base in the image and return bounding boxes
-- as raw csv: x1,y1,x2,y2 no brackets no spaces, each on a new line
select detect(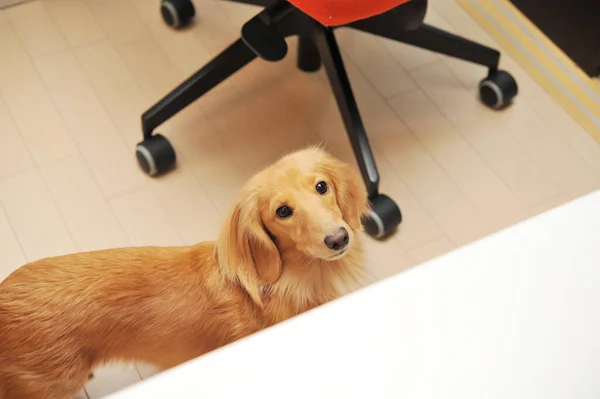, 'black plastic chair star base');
138,0,518,239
